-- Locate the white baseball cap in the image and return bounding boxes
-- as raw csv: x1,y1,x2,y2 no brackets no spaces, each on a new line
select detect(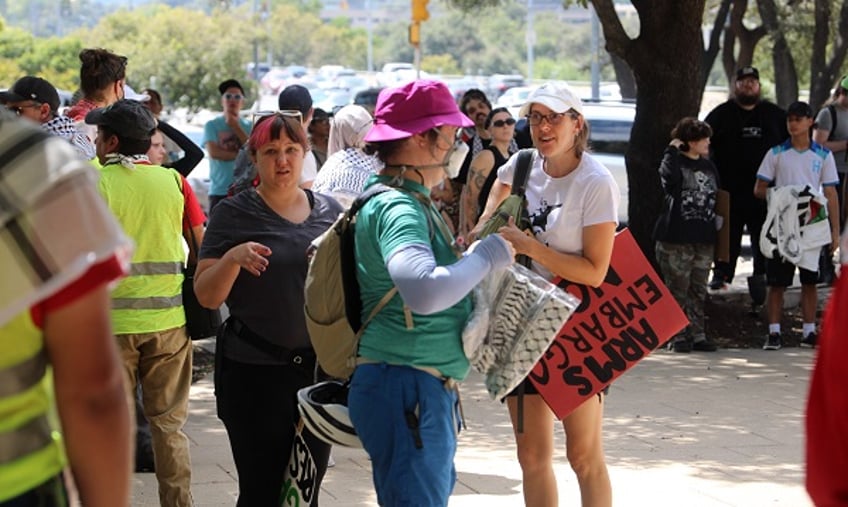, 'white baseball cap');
123,84,150,102
518,82,584,118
